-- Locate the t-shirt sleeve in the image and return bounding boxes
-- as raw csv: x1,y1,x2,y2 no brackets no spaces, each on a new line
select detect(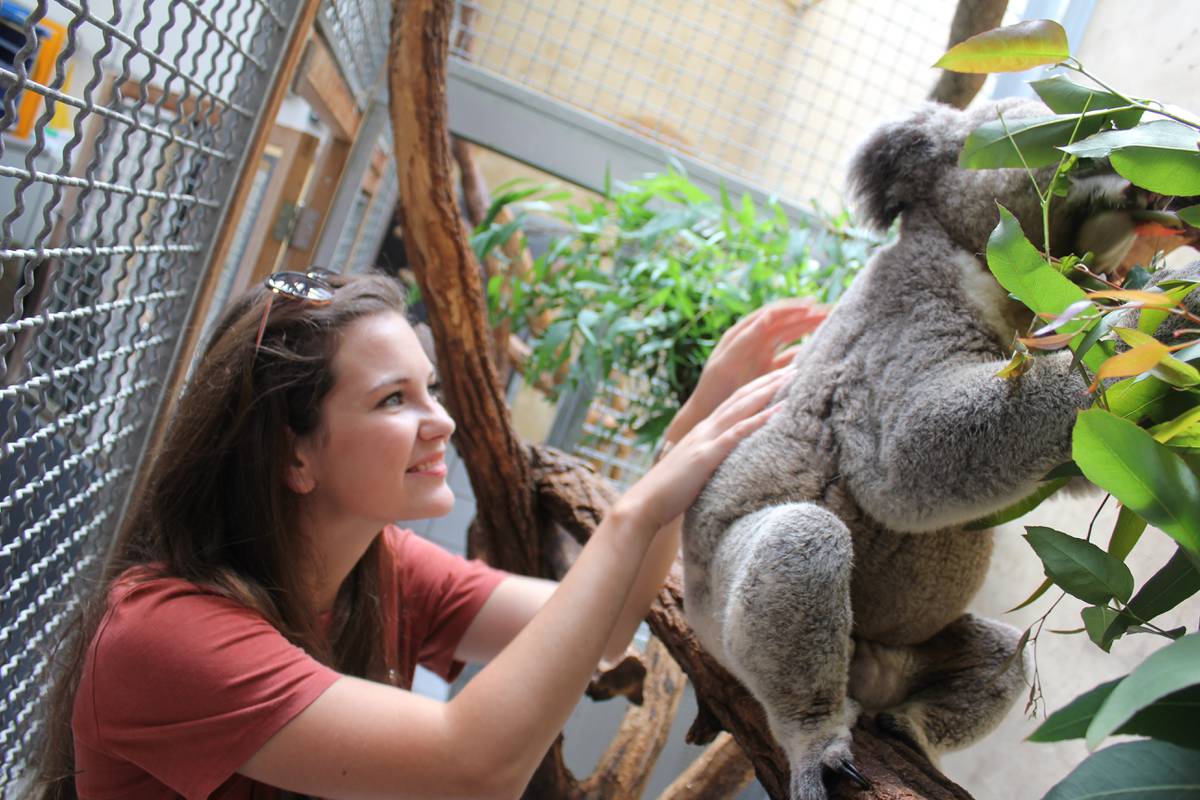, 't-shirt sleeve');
392,529,507,682
83,580,340,800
